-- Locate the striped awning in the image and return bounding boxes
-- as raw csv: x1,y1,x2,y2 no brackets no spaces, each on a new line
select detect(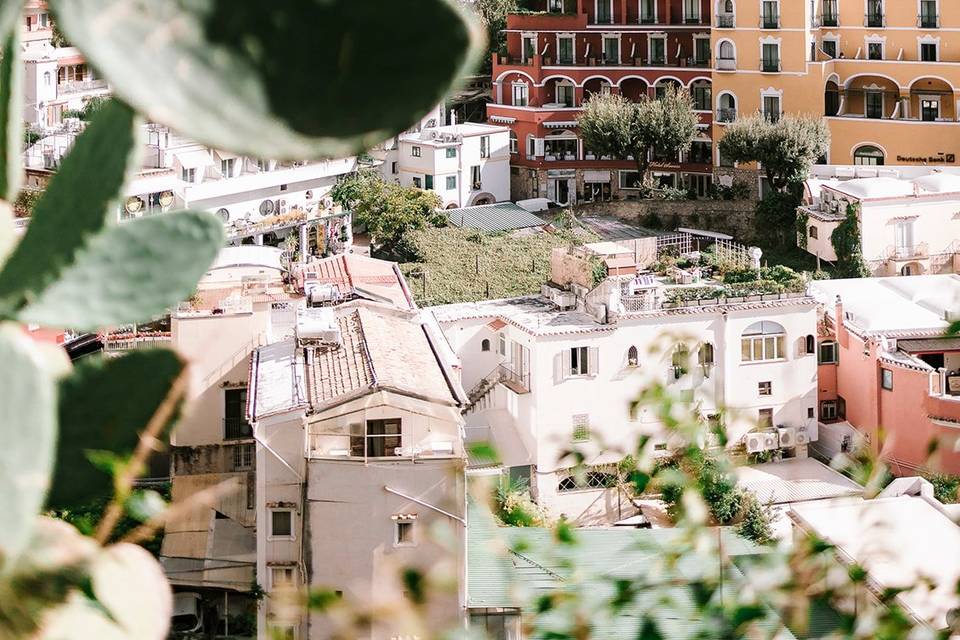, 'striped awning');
489,115,516,124
543,120,579,128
